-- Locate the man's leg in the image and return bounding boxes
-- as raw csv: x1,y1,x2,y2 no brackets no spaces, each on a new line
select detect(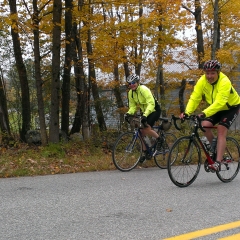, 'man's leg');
216,106,239,161
202,120,214,143
216,125,228,162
